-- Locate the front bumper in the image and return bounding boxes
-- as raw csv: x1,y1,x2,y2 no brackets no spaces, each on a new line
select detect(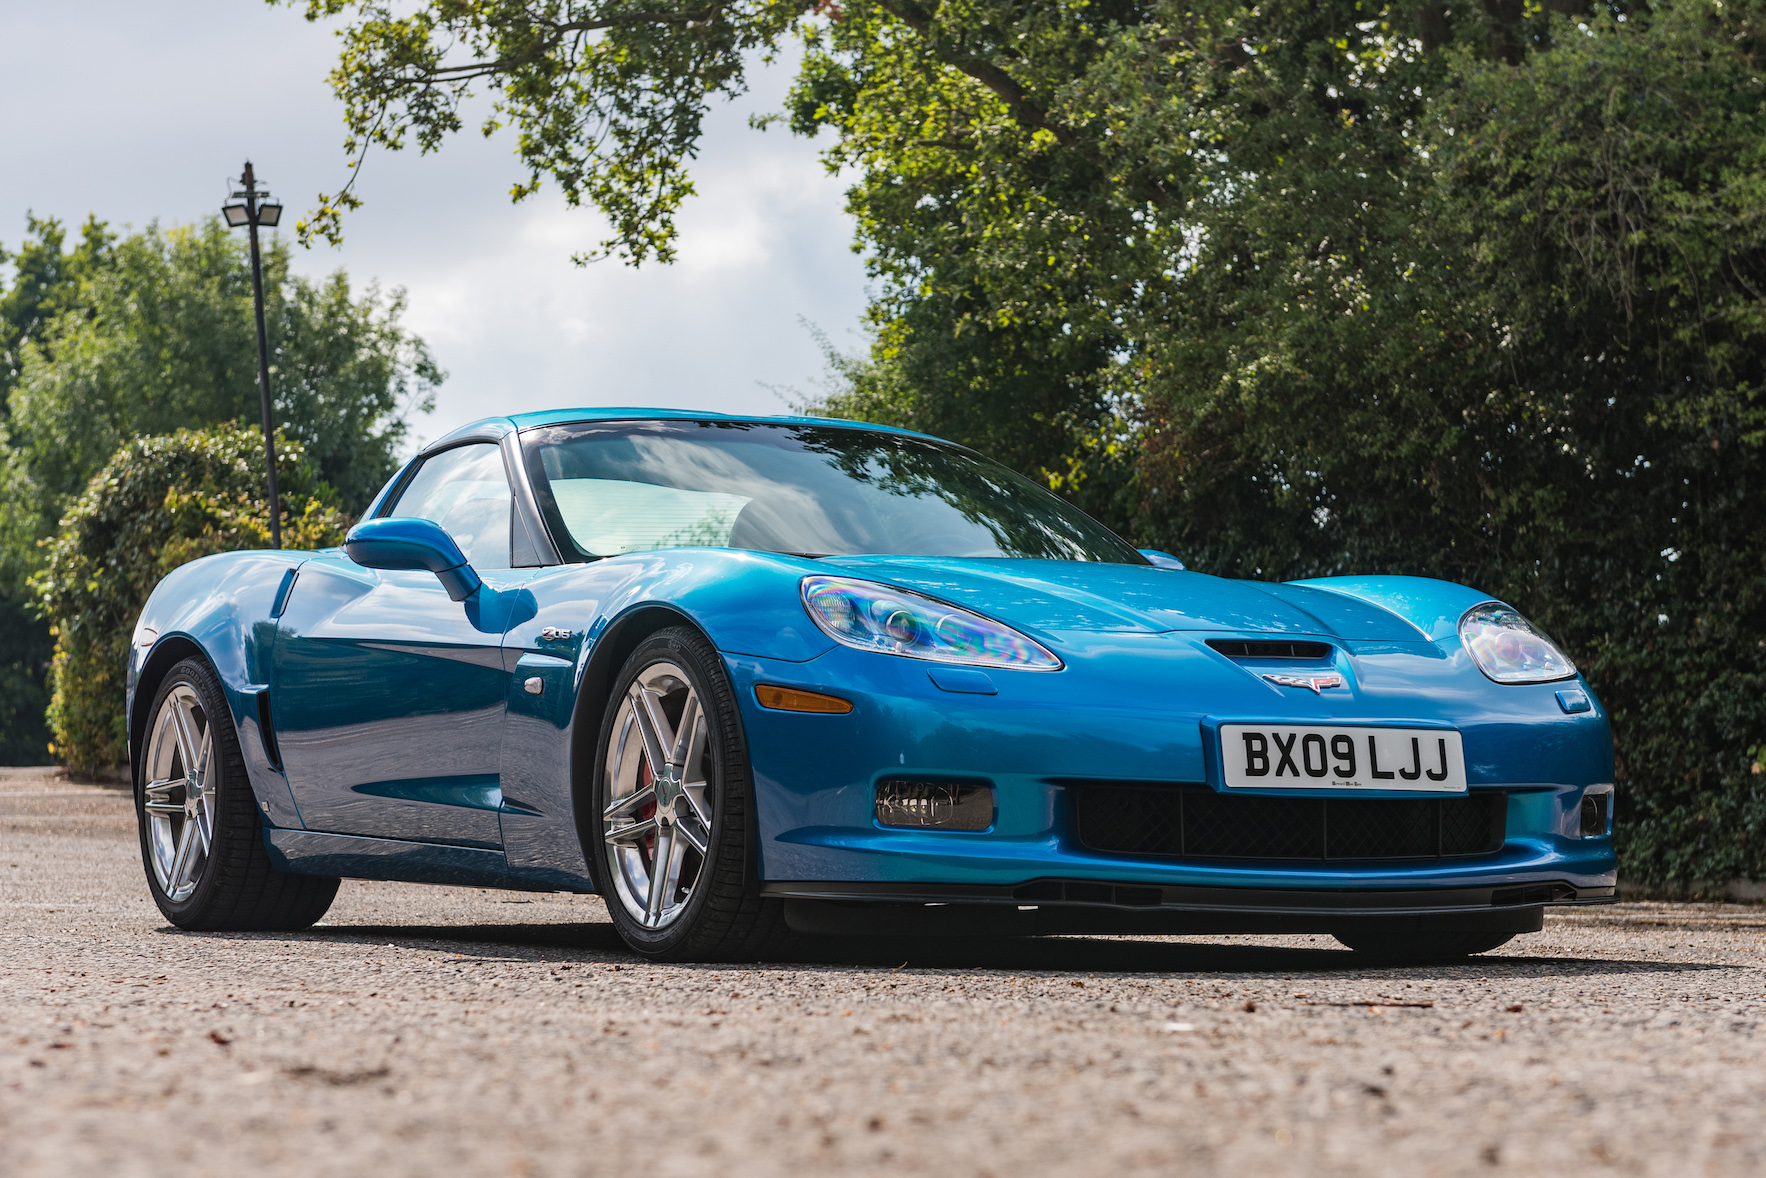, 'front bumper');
726,638,1619,899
